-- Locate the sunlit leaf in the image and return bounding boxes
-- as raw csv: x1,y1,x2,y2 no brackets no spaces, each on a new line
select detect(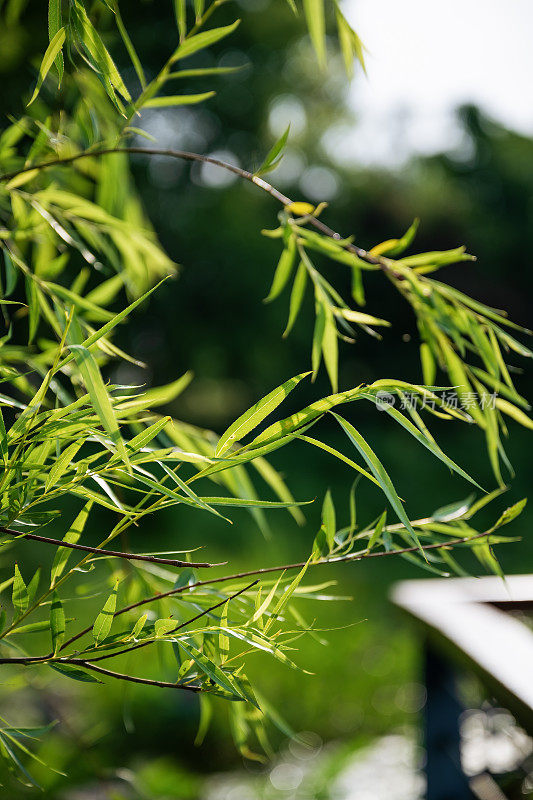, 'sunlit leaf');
50,591,65,654
92,581,119,645
27,27,65,106
216,371,310,456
